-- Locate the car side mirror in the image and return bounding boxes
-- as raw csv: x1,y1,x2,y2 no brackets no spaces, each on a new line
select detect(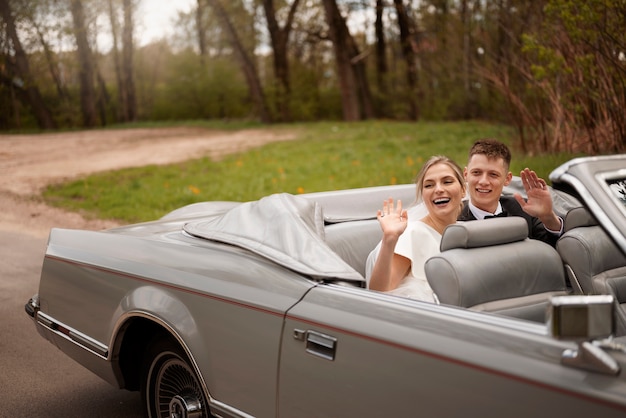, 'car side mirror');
548,295,619,375
549,295,614,340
